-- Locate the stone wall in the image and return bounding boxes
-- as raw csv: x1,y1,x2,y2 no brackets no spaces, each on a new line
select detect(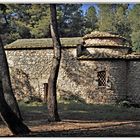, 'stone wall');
6,49,53,100
5,47,140,104
58,49,128,104
127,61,140,104
109,60,127,102
4,33,140,104
86,47,130,55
